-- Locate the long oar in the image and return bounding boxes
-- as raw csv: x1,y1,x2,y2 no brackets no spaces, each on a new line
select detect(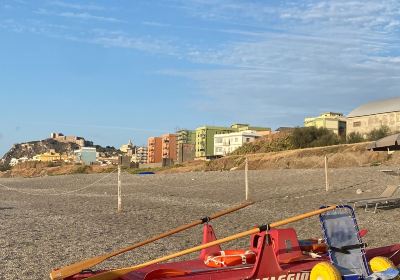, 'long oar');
85,205,337,280
50,201,254,280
